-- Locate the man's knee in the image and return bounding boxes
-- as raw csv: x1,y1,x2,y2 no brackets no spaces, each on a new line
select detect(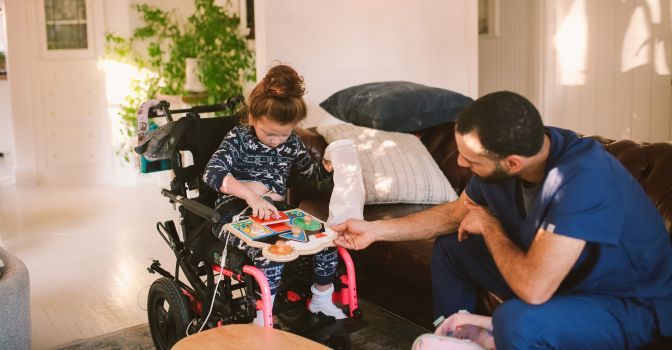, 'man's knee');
493,299,540,349
431,235,460,266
